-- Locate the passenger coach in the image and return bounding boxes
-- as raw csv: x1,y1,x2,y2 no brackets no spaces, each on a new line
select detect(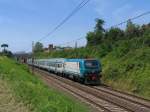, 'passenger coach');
28,58,102,85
